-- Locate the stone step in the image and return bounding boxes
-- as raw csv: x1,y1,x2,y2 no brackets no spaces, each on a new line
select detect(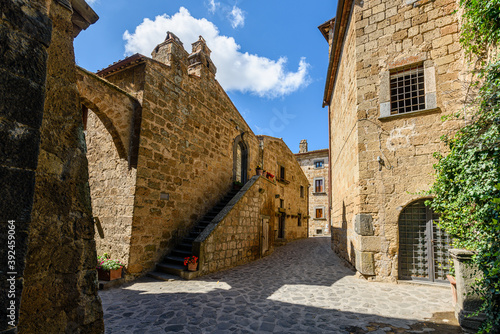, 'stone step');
178,243,193,251
164,255,185,265
156,263,185,276
171,249,191,258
